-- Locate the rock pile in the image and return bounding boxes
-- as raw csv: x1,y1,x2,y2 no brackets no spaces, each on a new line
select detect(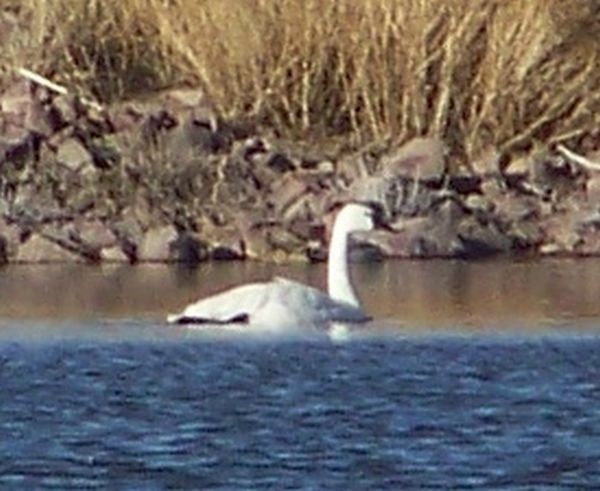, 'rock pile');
0,79,599,264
